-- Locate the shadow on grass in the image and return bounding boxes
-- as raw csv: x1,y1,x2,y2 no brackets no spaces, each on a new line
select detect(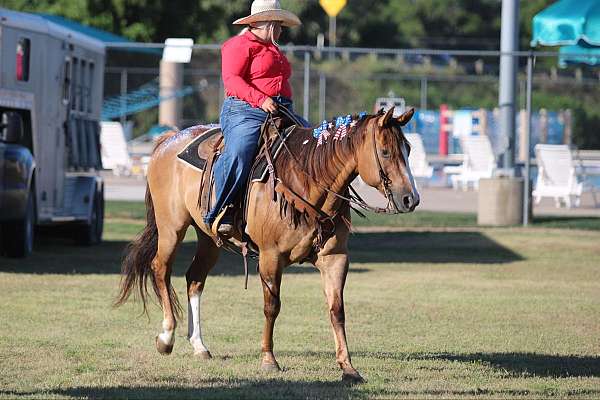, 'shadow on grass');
349,232,523,264
533,215,600,231
274,350,600,379
1,379,362,400
429,352,600,378
0,231,521,275
0,238,326,276
3,365,600,399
